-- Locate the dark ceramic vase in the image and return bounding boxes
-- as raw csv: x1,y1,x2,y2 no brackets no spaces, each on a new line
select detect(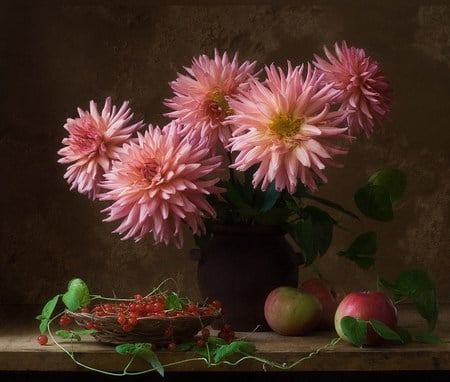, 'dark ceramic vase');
196,224,300,331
